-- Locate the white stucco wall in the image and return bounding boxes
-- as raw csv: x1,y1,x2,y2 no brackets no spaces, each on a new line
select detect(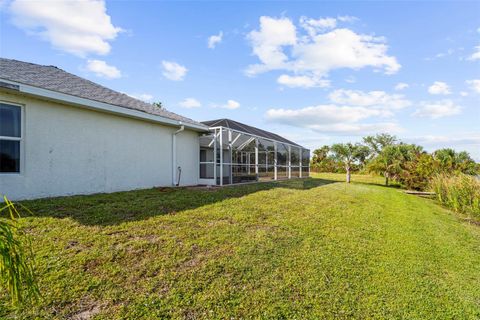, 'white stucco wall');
0,92,200,200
